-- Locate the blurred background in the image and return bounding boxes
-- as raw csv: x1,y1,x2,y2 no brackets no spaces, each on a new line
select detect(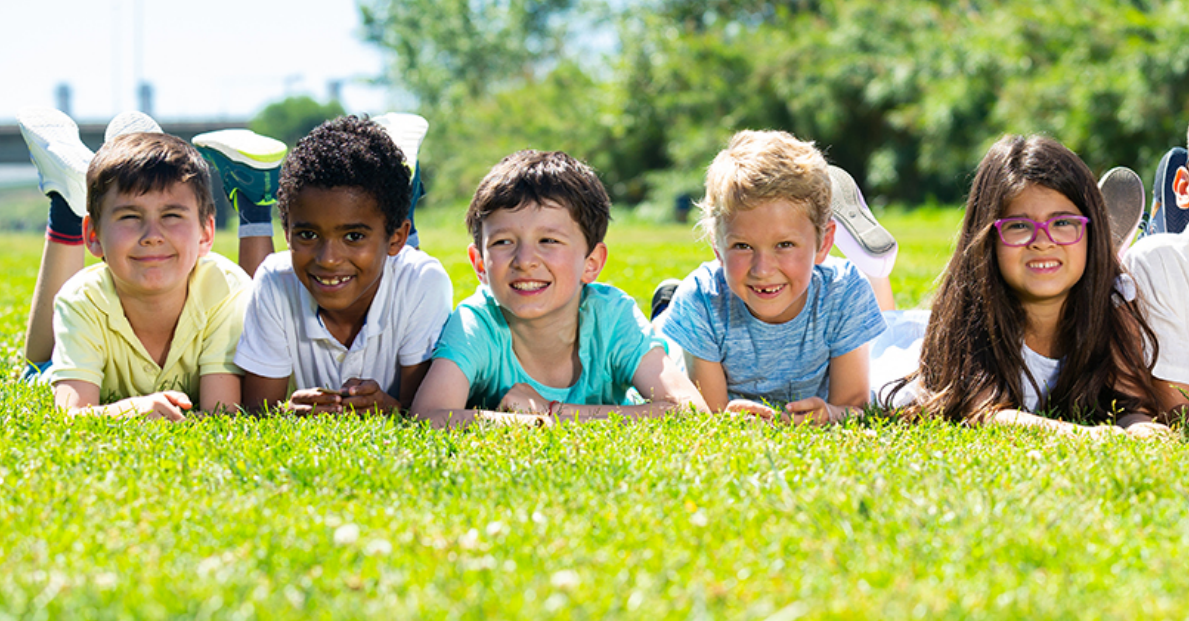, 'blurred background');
5,0,1189,228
